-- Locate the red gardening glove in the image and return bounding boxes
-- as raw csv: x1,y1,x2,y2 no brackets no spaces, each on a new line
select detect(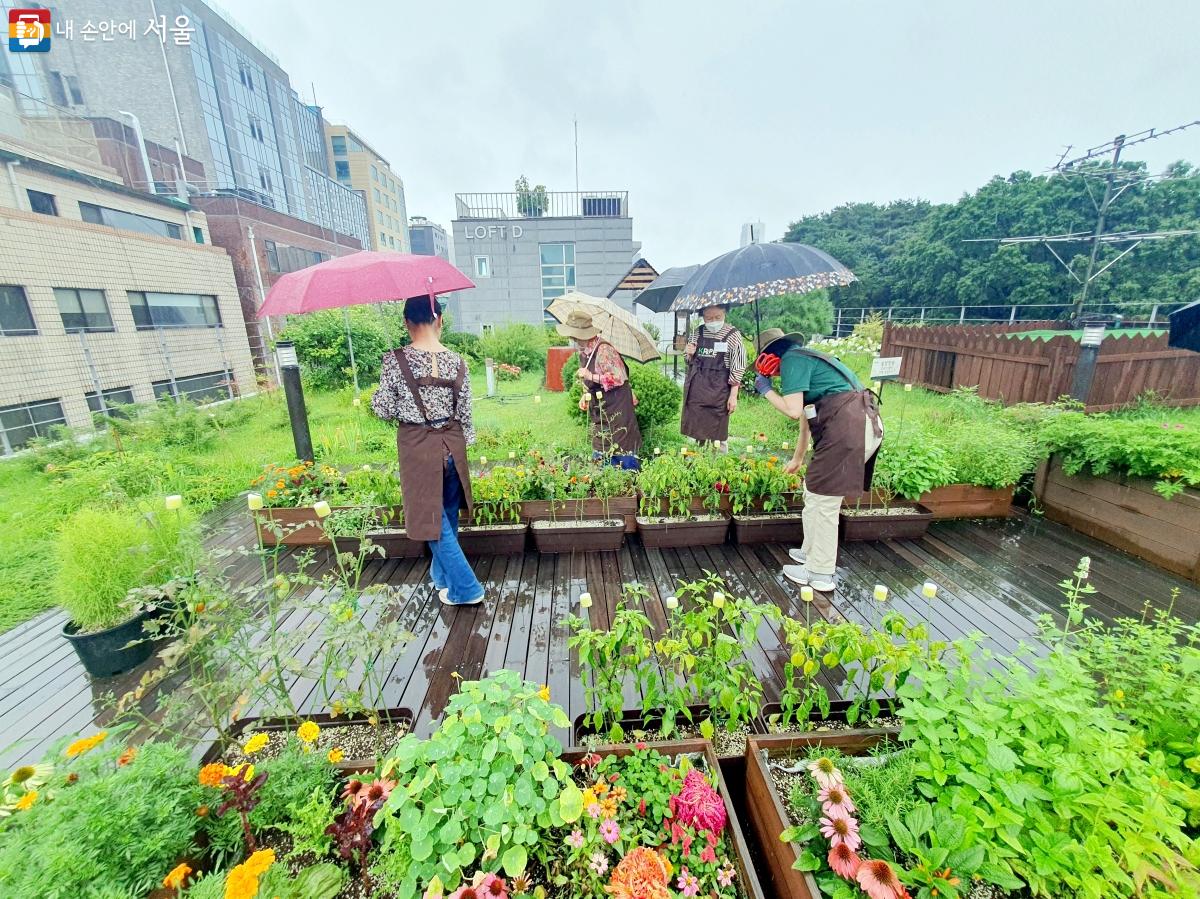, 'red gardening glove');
755,352,781,377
